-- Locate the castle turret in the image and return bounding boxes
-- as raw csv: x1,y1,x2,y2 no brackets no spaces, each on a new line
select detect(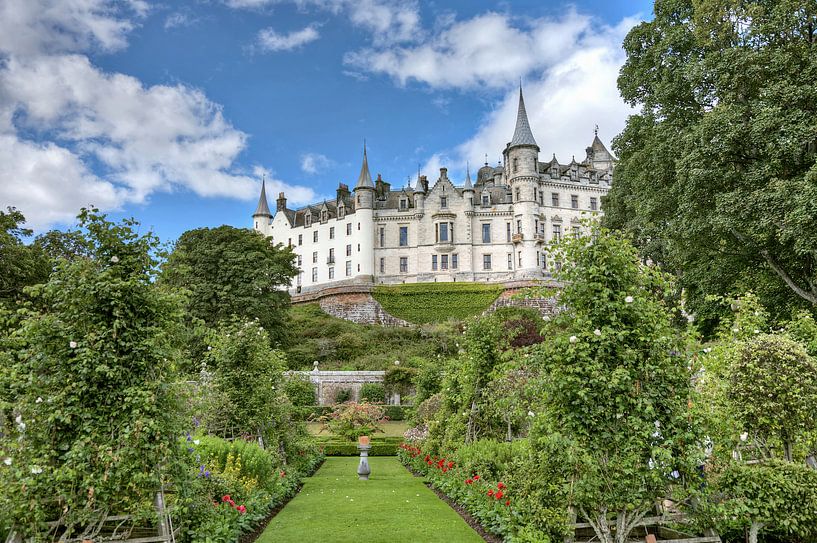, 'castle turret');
252,178,272,234
462,163,474,209
505,86,541,278
353,144,375,279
